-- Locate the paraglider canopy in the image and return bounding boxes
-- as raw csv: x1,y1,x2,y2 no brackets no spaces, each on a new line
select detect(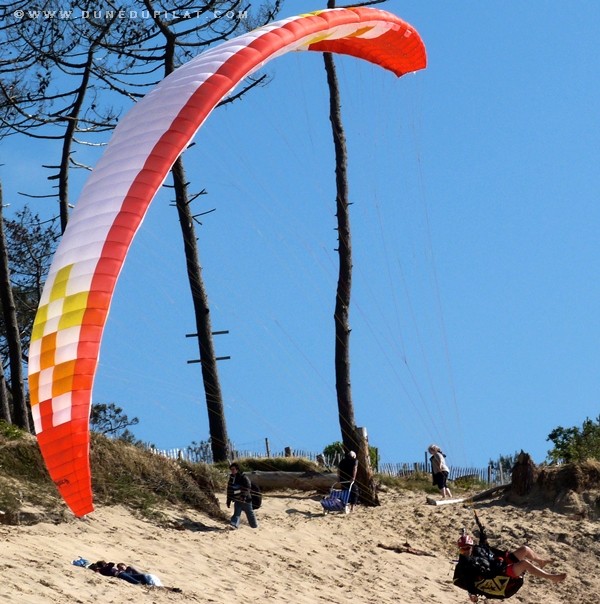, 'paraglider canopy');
28,6,427,517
